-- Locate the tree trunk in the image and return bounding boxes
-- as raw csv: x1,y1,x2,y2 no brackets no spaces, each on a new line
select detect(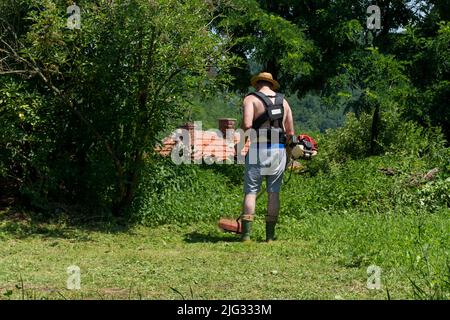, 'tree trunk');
266,58,279,81
112,151,144,217
370,103,381,155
